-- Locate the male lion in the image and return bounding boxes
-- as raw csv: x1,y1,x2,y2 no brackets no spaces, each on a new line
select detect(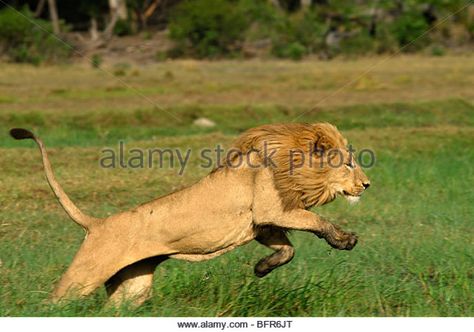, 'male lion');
10,123,370,307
